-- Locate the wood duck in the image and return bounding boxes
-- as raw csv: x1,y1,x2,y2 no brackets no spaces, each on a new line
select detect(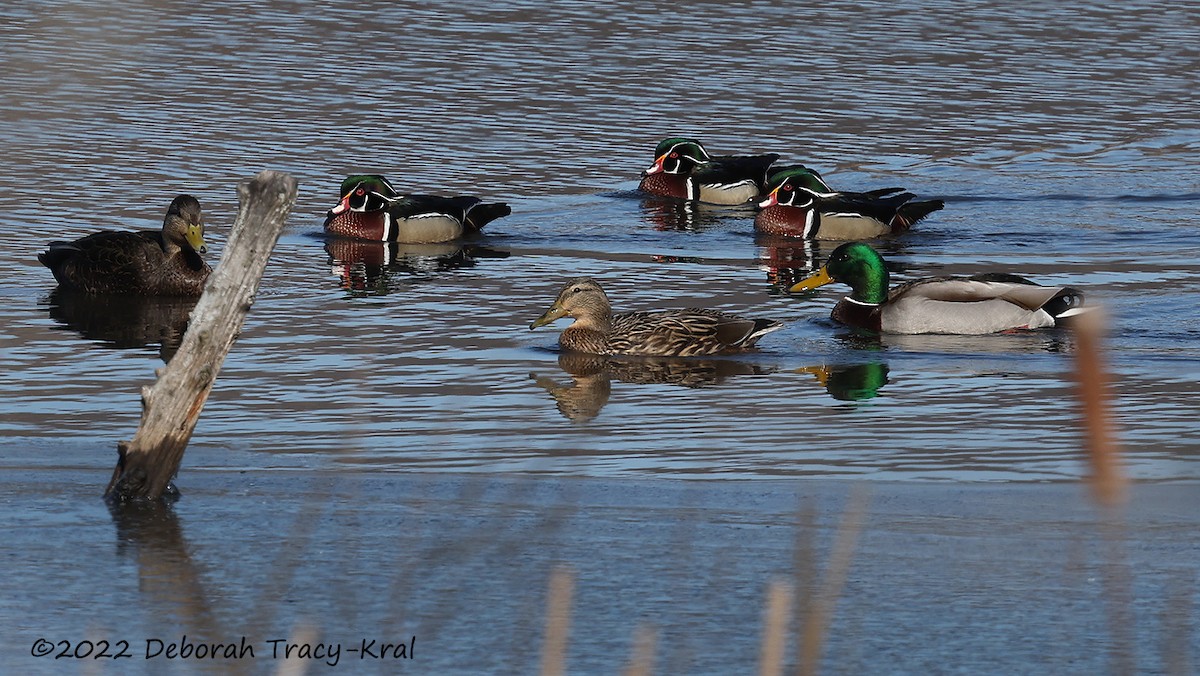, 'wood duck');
638,138,782,205
756,169,943,239
324,174,511,243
